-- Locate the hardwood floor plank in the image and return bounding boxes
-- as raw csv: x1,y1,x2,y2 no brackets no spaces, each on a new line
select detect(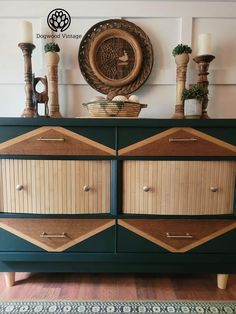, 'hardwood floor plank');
0,273,236,300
